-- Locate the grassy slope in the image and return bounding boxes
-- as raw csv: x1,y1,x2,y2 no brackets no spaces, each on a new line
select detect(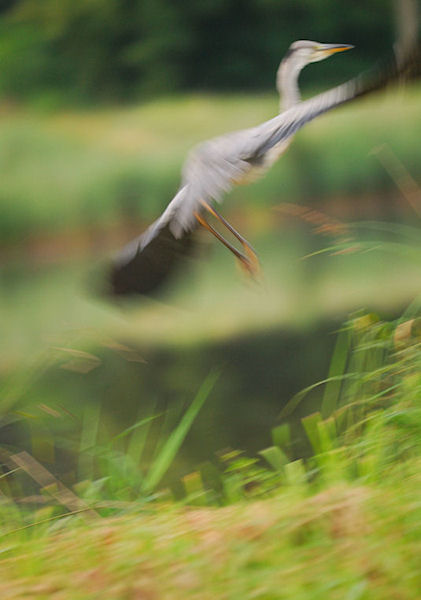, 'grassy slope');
2,477,421,599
